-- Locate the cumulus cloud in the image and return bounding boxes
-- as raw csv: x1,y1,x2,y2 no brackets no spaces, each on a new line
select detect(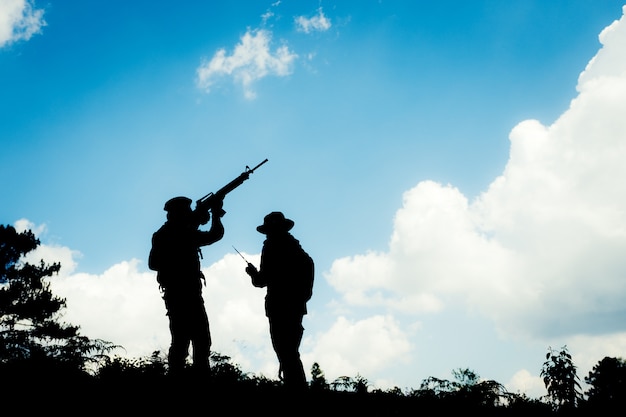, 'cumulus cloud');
0,0,45,48
322,4,626,391
19,221,414,387
14,218,46,237
304,315,412,381
47,249,272,369
327,181,521,318
196,29,297,100
16,219,80,275
8,220,268,375
50,260,167,357
469,7,626,339
196,5,332,99
506,369,546,398
19,238,274,378
326,5,626,341
295,8,331,33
